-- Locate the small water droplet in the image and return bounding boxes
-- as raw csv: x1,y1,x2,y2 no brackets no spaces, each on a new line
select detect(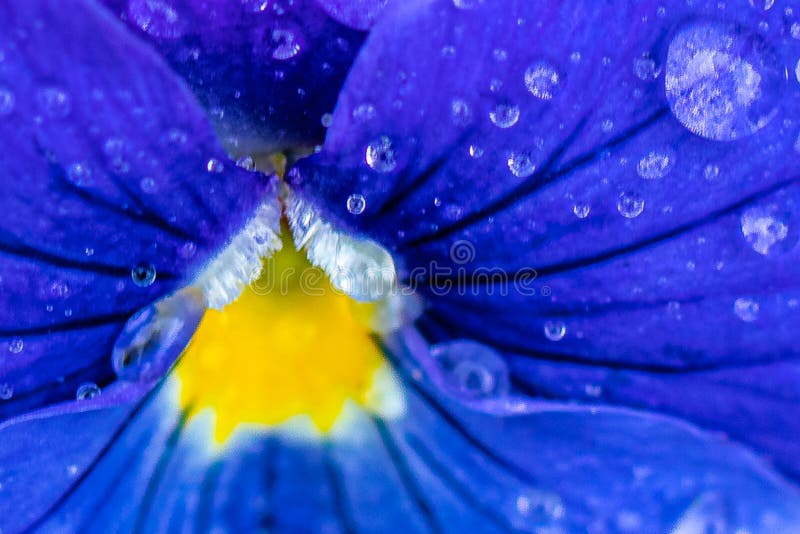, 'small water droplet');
76,382,101,401
347,193,366,215
734,297,760,322
352,103,376,122
468,144,484,158
206,158,224,173
139,177,157,193
450,98,472,126
544,320,567,341
37,87,71,118
748,0,774,10
507,151,536,177
524,61,560,100
637,149,675,180
431,340,509,399
0,383,12,400
452,0,480,9
128,0,185,39
741,205,791,255
66,163,93,186
235,155,255,170
704,163,721,181
268,28,302,60
179,241,197,259
8,338,23,354
365,136,397,172
573,203,591,219
131,262,157,287
665,21,782,141
791,23,800,40
0,88,15,116
633,54,660,81
320,112,333,127
617,192,645,218
489,101,520,128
